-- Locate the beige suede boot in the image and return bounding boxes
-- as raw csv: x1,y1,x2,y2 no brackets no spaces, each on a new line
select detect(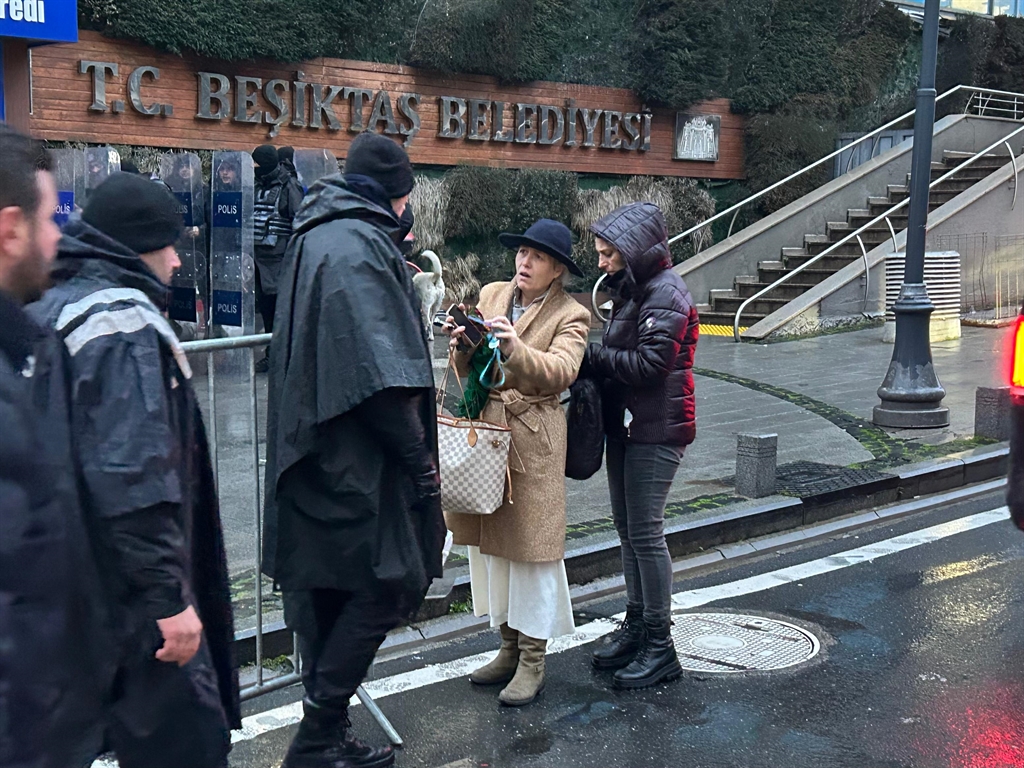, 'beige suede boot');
498,633,547,706
469,623,520,685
